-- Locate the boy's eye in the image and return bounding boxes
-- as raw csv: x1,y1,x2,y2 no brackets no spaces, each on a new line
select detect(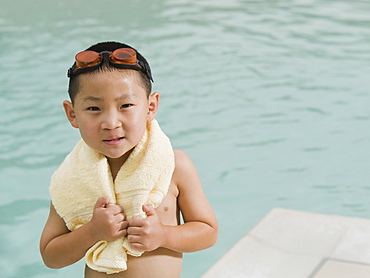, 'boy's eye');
87,107,100,111
121,104,133,109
